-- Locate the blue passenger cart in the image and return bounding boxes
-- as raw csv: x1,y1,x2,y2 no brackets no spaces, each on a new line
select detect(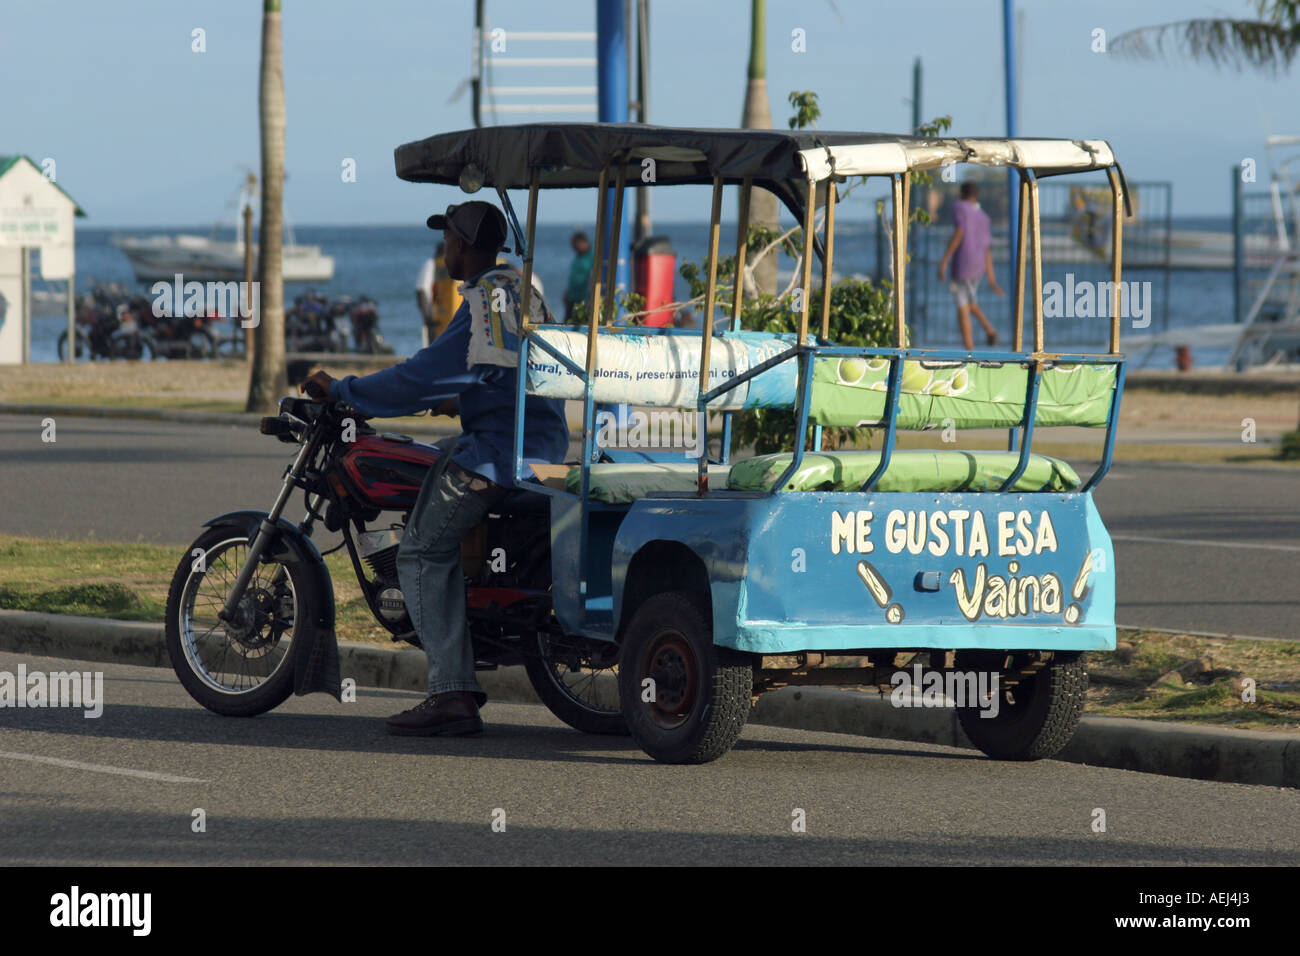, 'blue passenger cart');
397,125,1128,763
